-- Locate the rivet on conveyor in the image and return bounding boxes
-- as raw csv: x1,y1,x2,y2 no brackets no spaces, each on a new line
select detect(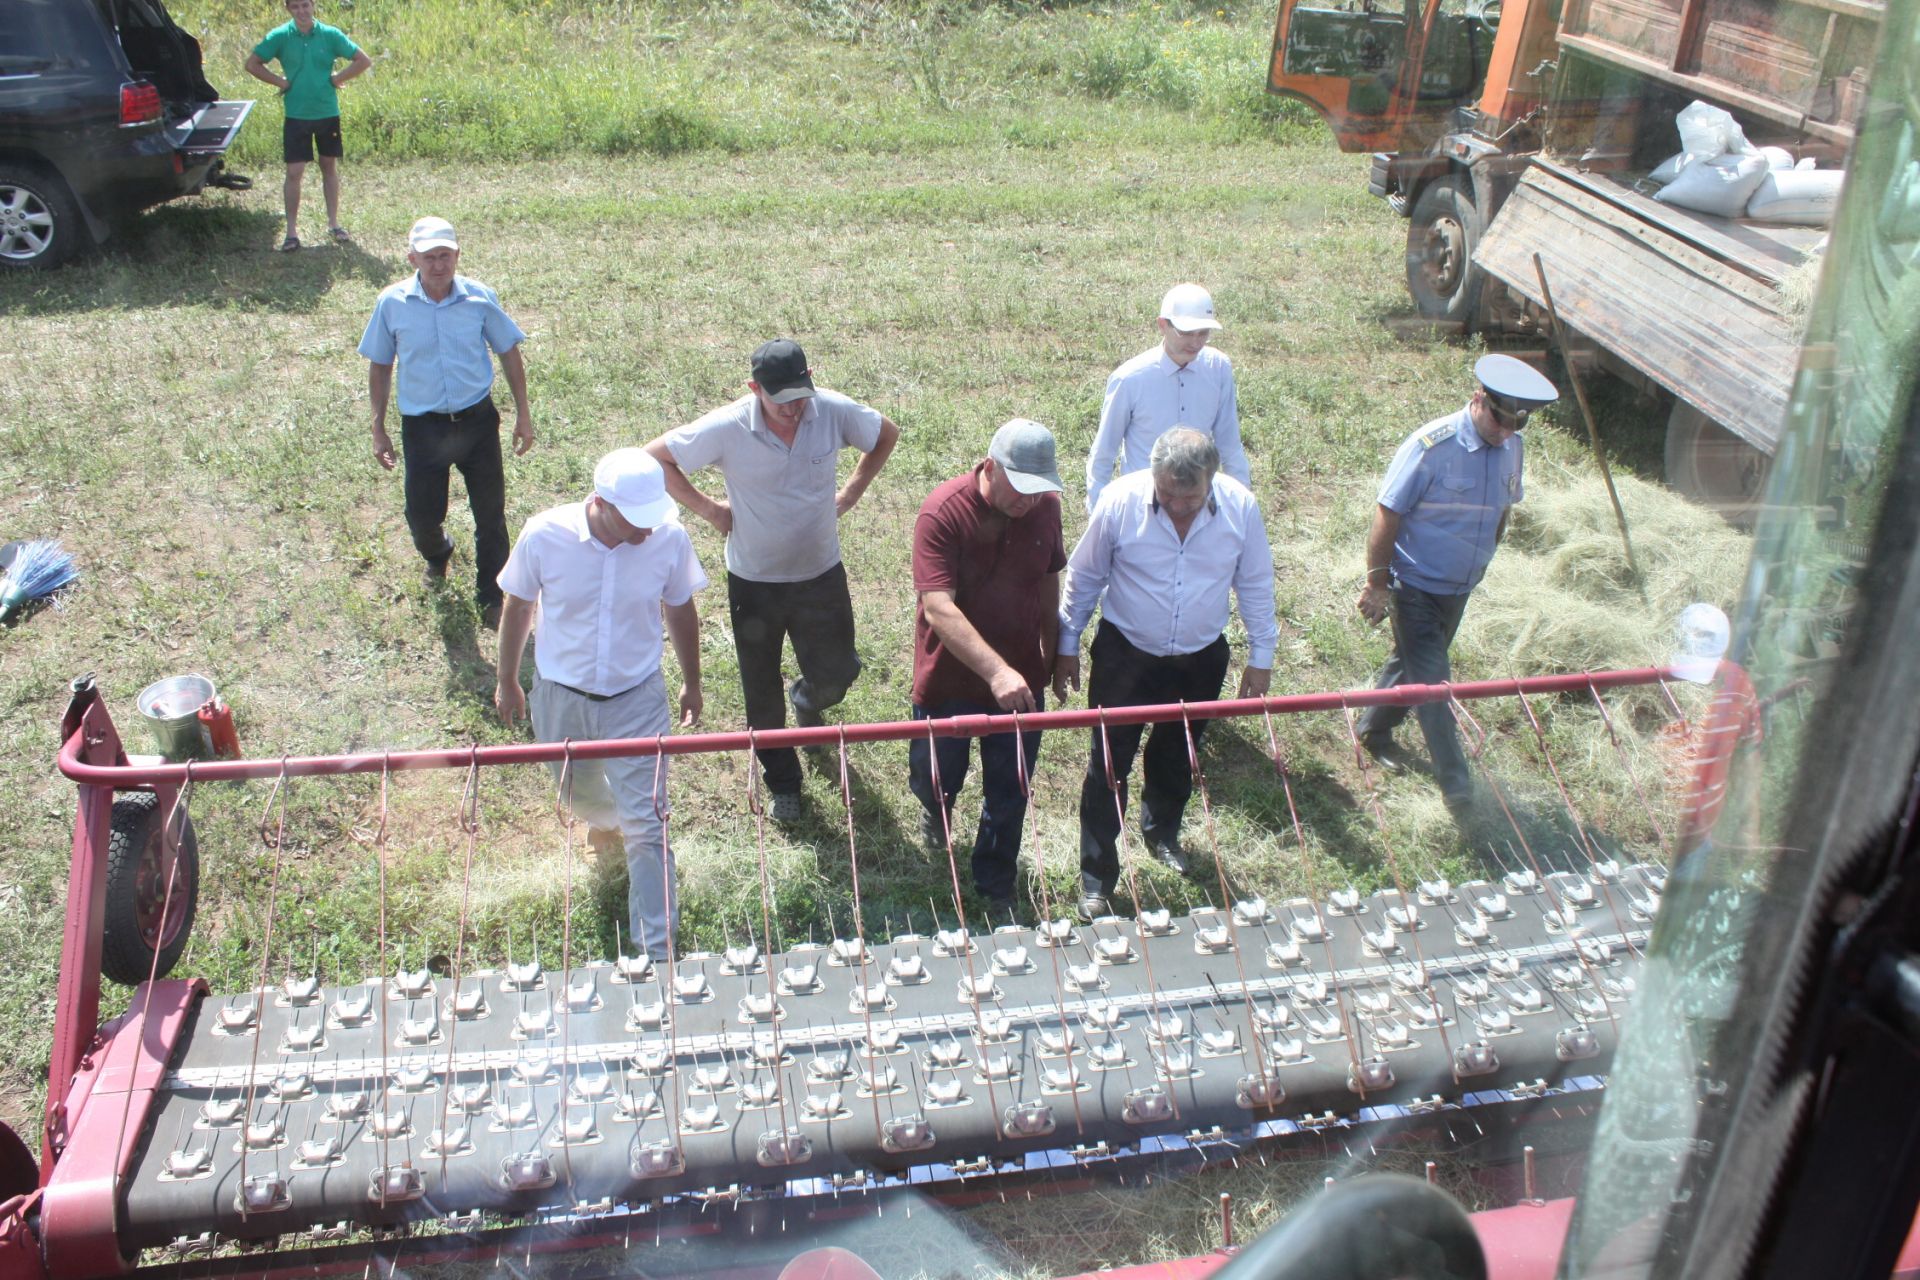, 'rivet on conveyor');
280,1018,324,1055
1035,919,1077,949
1348,1056,1394,1093
490,1092,536,1131
557,1108,601,1147
500,1150,556,1192
1065,961,1105,993
327,983,373,1030
1138,907,1177,937
721,943,763,976
1236,1072,1284,1108
424,1122,472,1158
1232,897,1274,927
279,972,321,1008
956,972,999,1005
757,1127,812,1166
1556,1025,1601,1060
215,996,259,1036
778,959,823,995
1067,1140,1111,1161
1454,1039,1500,1076
238,1171,291,1214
